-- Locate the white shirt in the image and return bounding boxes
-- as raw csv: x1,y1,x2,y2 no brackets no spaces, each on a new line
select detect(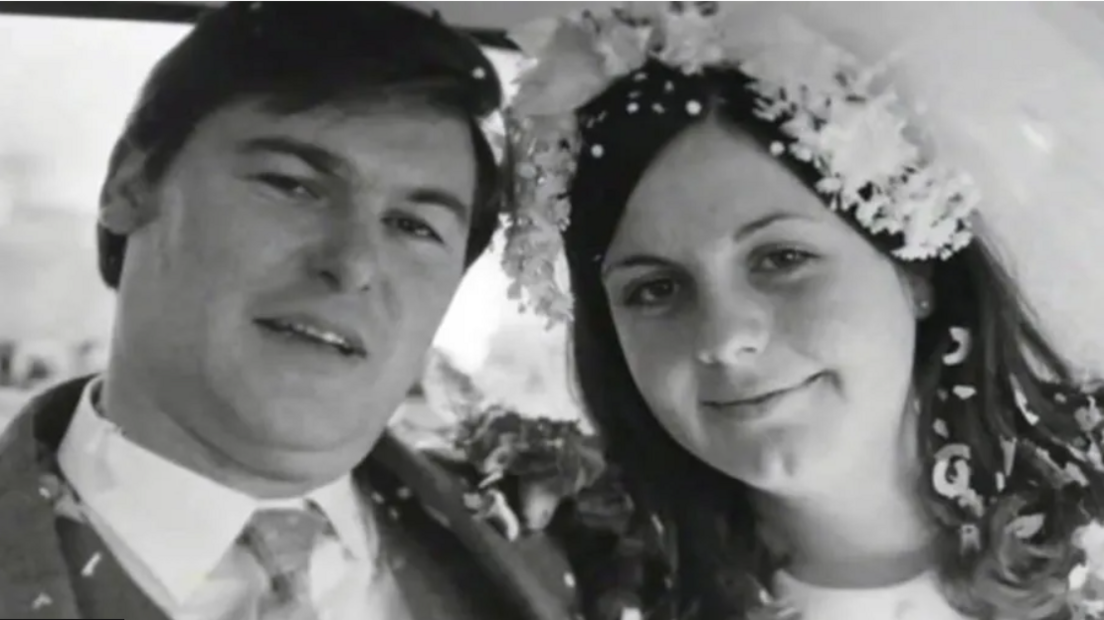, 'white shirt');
57,378,391,620
773,570,974,620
